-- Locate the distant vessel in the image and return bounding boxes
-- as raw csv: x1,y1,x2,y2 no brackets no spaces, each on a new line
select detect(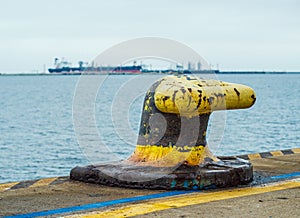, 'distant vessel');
48,58,83,73
47,58,221,75
48,58,142,74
